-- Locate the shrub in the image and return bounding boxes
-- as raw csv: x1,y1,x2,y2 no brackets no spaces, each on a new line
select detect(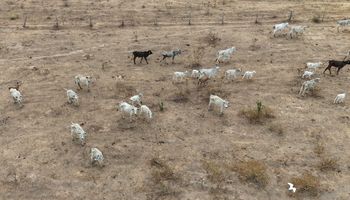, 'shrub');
202,161,226,184
239,101,275,124
204,31,221,47
268,123,284,136
312,16,321,23
232,160,269,188
318,157,338,172
188,46,205,68
291,173,320,197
